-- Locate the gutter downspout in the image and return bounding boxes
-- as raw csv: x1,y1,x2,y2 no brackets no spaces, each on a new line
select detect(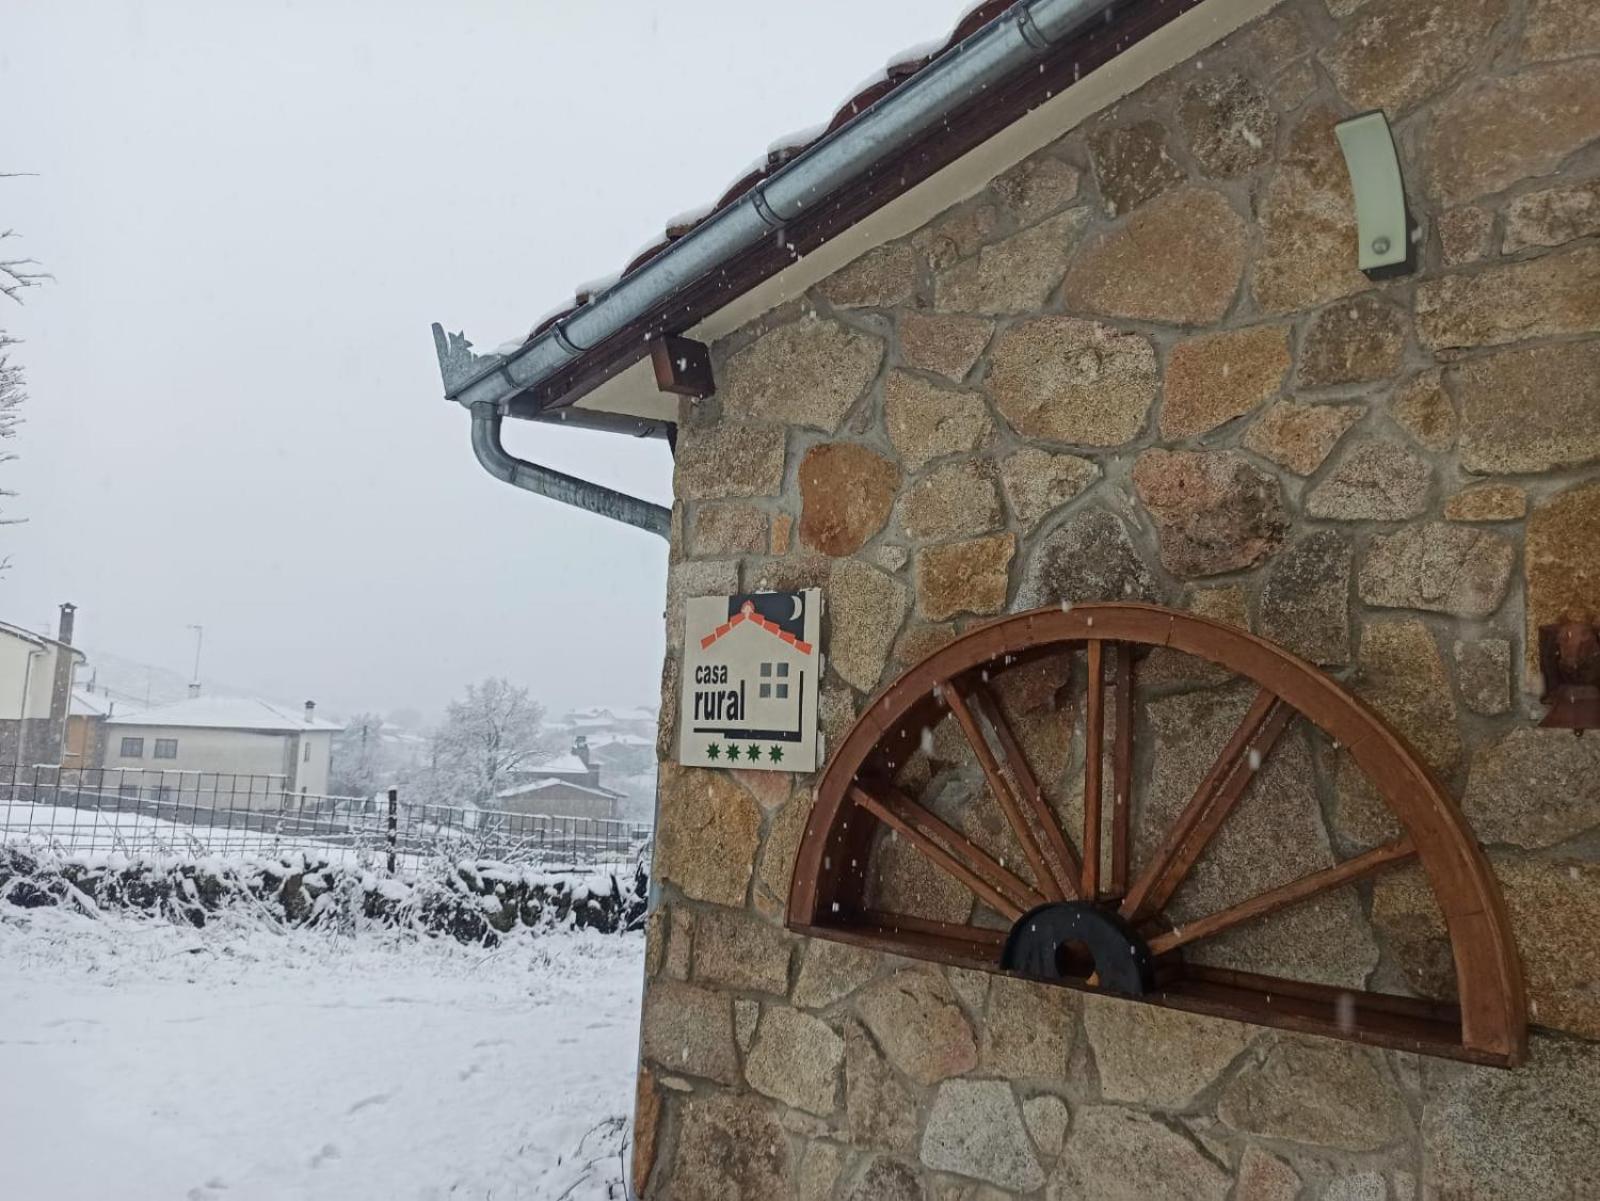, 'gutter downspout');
439,0,1117,534
470,402,671,540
